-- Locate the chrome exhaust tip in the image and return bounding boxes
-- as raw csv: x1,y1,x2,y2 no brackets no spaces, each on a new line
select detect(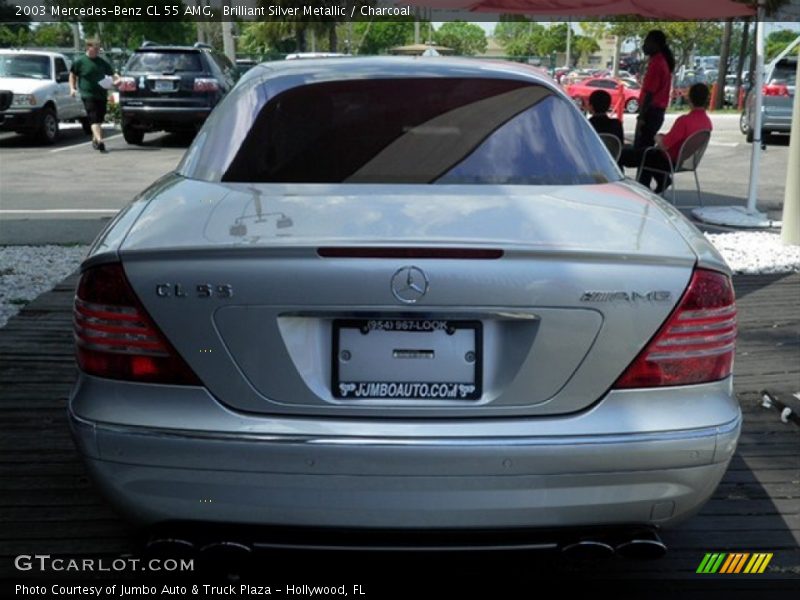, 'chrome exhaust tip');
615,530,668,560
144,537,196,558
198,541,254,581
199,540,253,558
561,540,616,560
